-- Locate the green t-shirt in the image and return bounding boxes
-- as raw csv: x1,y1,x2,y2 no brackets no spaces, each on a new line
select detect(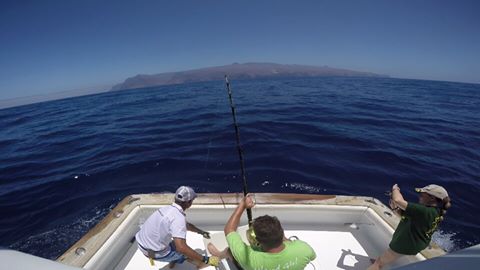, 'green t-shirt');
389,202,441,255
226,232,316,270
